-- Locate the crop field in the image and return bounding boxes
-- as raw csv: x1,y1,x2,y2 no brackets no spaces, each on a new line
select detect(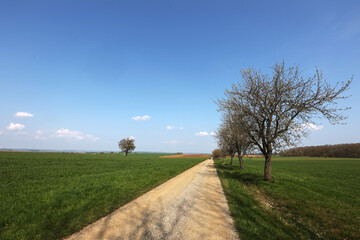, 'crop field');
0,152,206,240
215,157,360,240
